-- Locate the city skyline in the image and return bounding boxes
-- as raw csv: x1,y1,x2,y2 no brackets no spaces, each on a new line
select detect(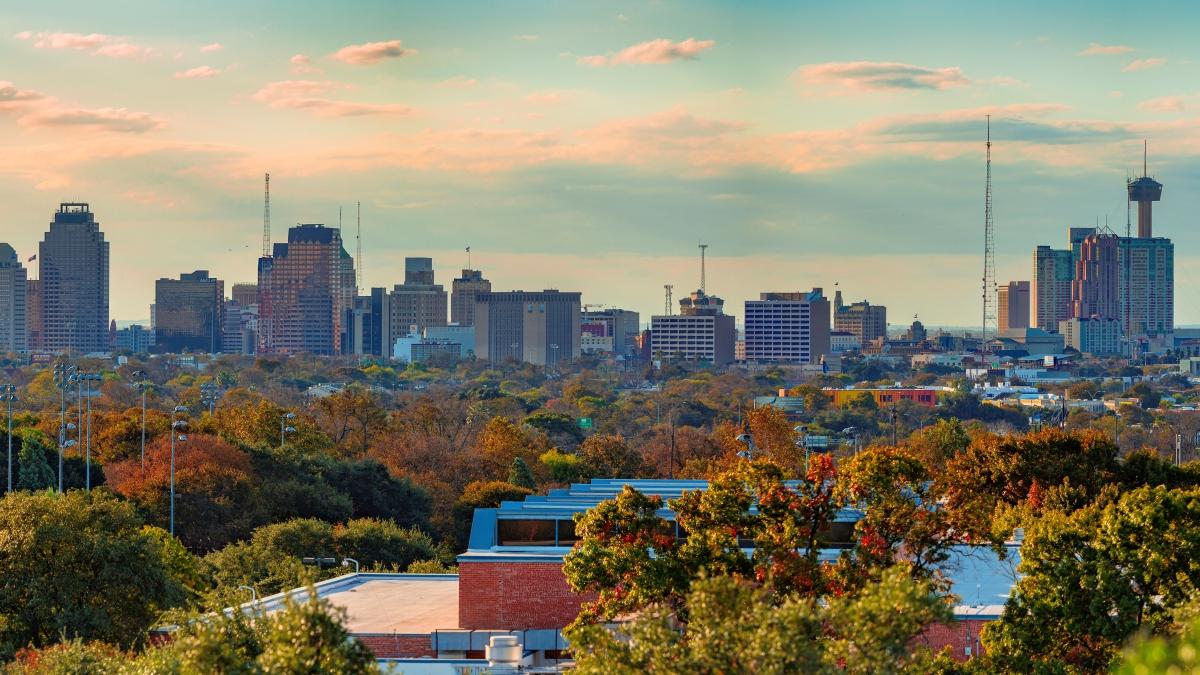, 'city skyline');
5,1,1200,326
